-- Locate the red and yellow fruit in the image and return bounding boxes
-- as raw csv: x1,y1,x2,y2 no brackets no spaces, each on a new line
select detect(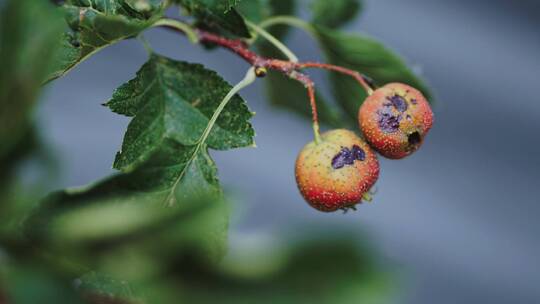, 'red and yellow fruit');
359,83,433,159
295,129,379,212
